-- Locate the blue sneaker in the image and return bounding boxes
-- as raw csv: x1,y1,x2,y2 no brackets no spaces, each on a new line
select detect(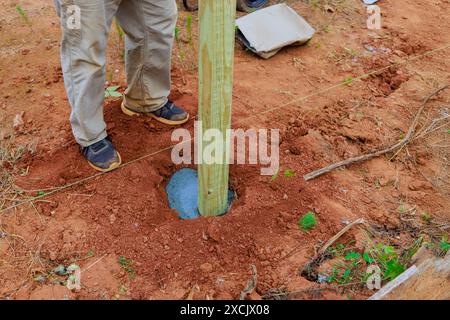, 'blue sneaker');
81,137,122,172
121,100,189,125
